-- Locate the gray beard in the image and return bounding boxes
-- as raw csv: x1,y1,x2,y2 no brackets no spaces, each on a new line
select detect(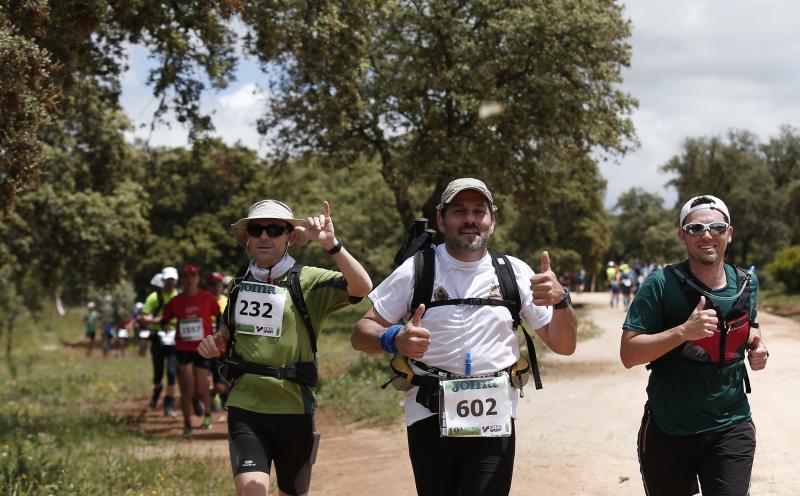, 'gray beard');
454,233,489,252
